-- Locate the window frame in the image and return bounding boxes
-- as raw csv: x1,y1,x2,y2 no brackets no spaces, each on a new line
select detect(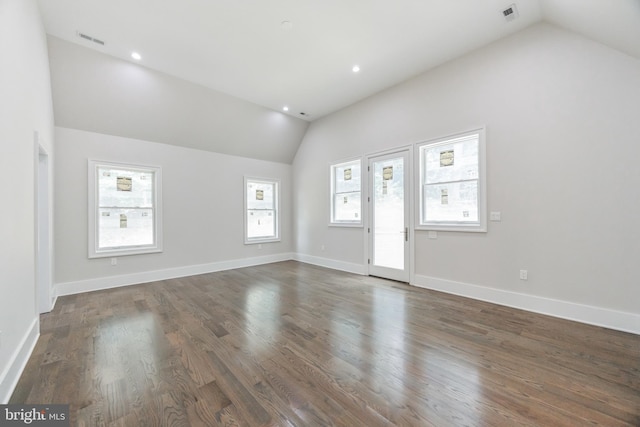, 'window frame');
244,176,281,244
88,160,163,258
416,128,487,232
329,157,363,227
